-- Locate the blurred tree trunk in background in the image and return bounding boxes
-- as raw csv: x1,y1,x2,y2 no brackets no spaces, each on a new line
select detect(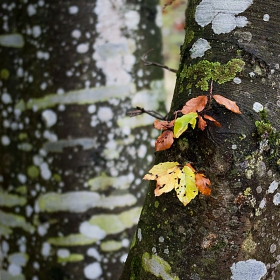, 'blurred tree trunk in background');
0,1,164,279
121,0,280,279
